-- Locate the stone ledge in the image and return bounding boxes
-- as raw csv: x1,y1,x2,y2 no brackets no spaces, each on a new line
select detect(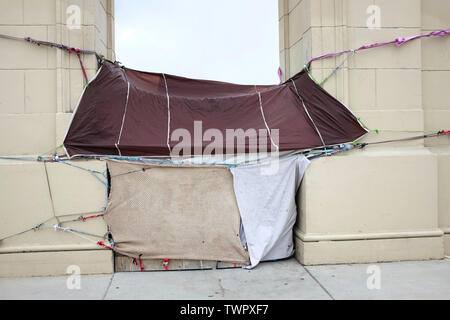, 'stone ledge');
295,236,444,265
0,250,113,278
295,228,443,242
444,235,450,256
